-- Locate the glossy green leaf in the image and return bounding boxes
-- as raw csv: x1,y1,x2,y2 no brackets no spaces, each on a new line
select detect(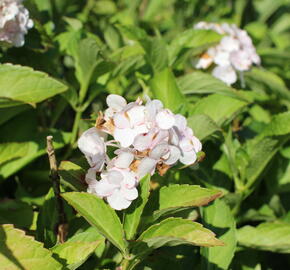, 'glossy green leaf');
0,64,67,108
124,175,151,240
177,71,247,101
201,199,237,270
51,236,101,270
0,224,63,270
62,192,127,254
187,114,221,140
152,185,222,220
238,222,290,253
190,94,248,125
138,218,224,249
150,68,186,113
